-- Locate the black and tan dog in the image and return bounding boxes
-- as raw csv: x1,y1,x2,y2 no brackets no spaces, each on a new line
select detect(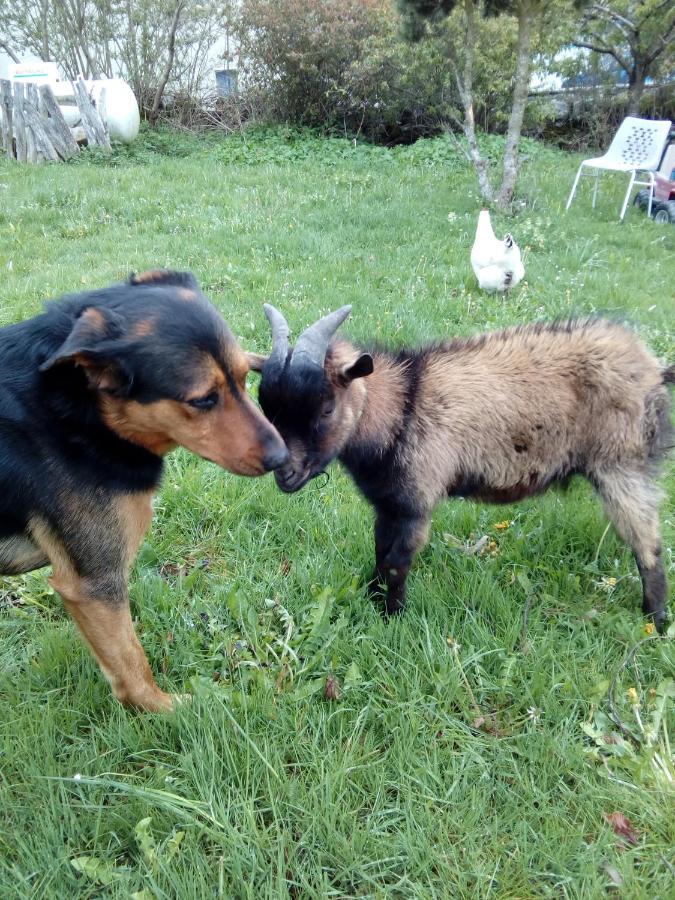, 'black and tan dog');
0,270,288,711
